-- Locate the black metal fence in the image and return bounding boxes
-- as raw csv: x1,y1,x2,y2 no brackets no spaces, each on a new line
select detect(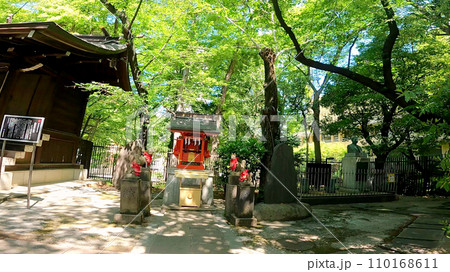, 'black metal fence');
298,155,448,199
88,144,120,181
77,141,168,183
